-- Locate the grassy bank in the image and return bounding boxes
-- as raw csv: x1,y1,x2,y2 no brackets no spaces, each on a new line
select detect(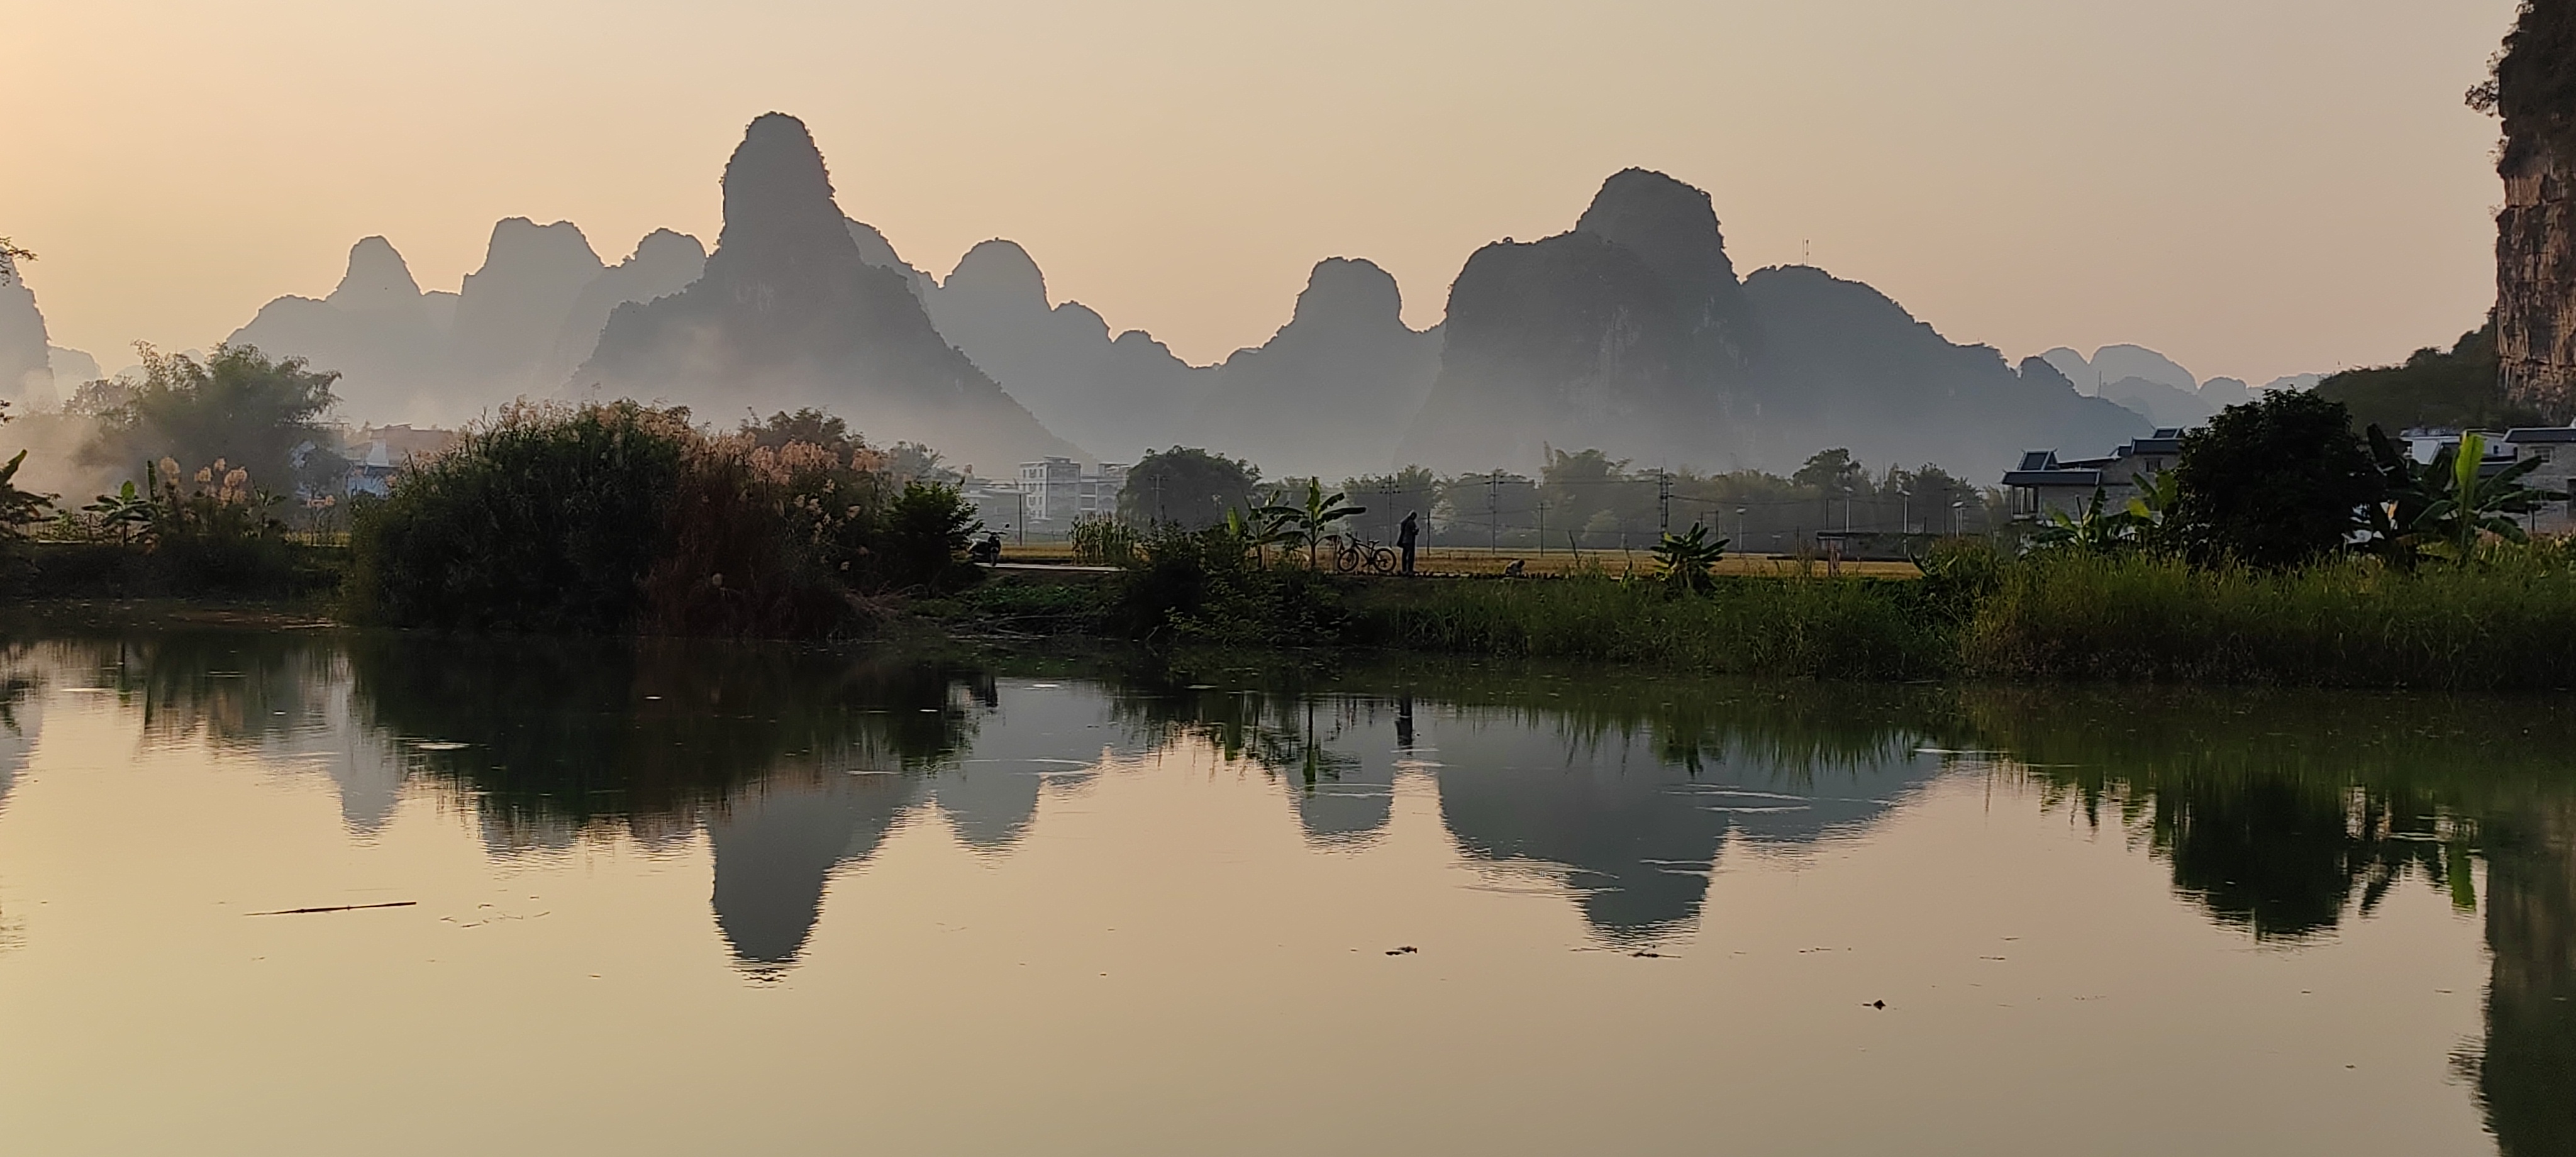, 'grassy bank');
1335,546,2576,689
1962,548,2576,689
1347,572,1954,680
939,530,2576,689
2,540,347,605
